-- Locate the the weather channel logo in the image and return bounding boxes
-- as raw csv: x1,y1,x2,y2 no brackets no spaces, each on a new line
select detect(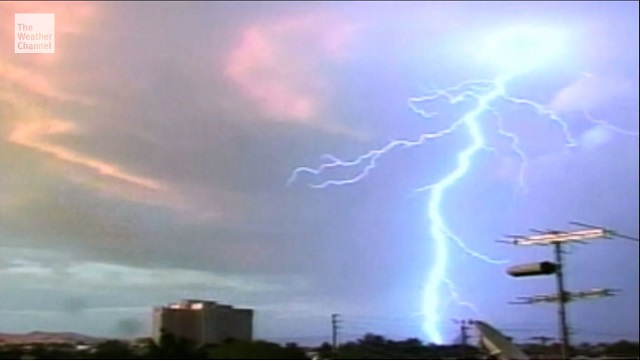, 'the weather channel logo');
15,13,55,54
